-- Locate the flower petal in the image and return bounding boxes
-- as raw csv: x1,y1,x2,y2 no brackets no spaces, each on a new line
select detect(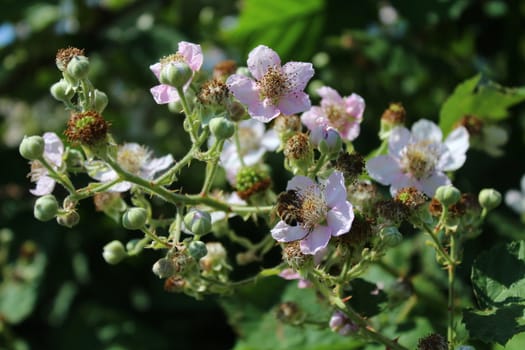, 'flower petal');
418,172,450,197
143,154,174,178
301,107,325,130
282,62,314,91
150,62,162,79
271,221,308,242
43,132,63,166
440,126,469,171
521,174,525,193
366,155,403,186
247,45,281,80
318,86,343,105
178,41,203,71
277,91,311,116
261,129,280,151
505,190,525,214
388,127,411,156
150,84,179,104
287,175,316,191
411,119,443,143
344,93,365,119
323,171,346,207
30,176,55,196
300,225,331,255
327,201,354,237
